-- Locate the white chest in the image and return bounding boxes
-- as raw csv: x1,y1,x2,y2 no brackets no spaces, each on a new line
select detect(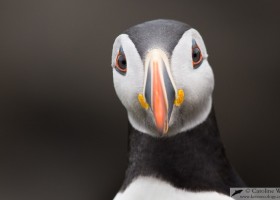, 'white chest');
113,176,234,200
